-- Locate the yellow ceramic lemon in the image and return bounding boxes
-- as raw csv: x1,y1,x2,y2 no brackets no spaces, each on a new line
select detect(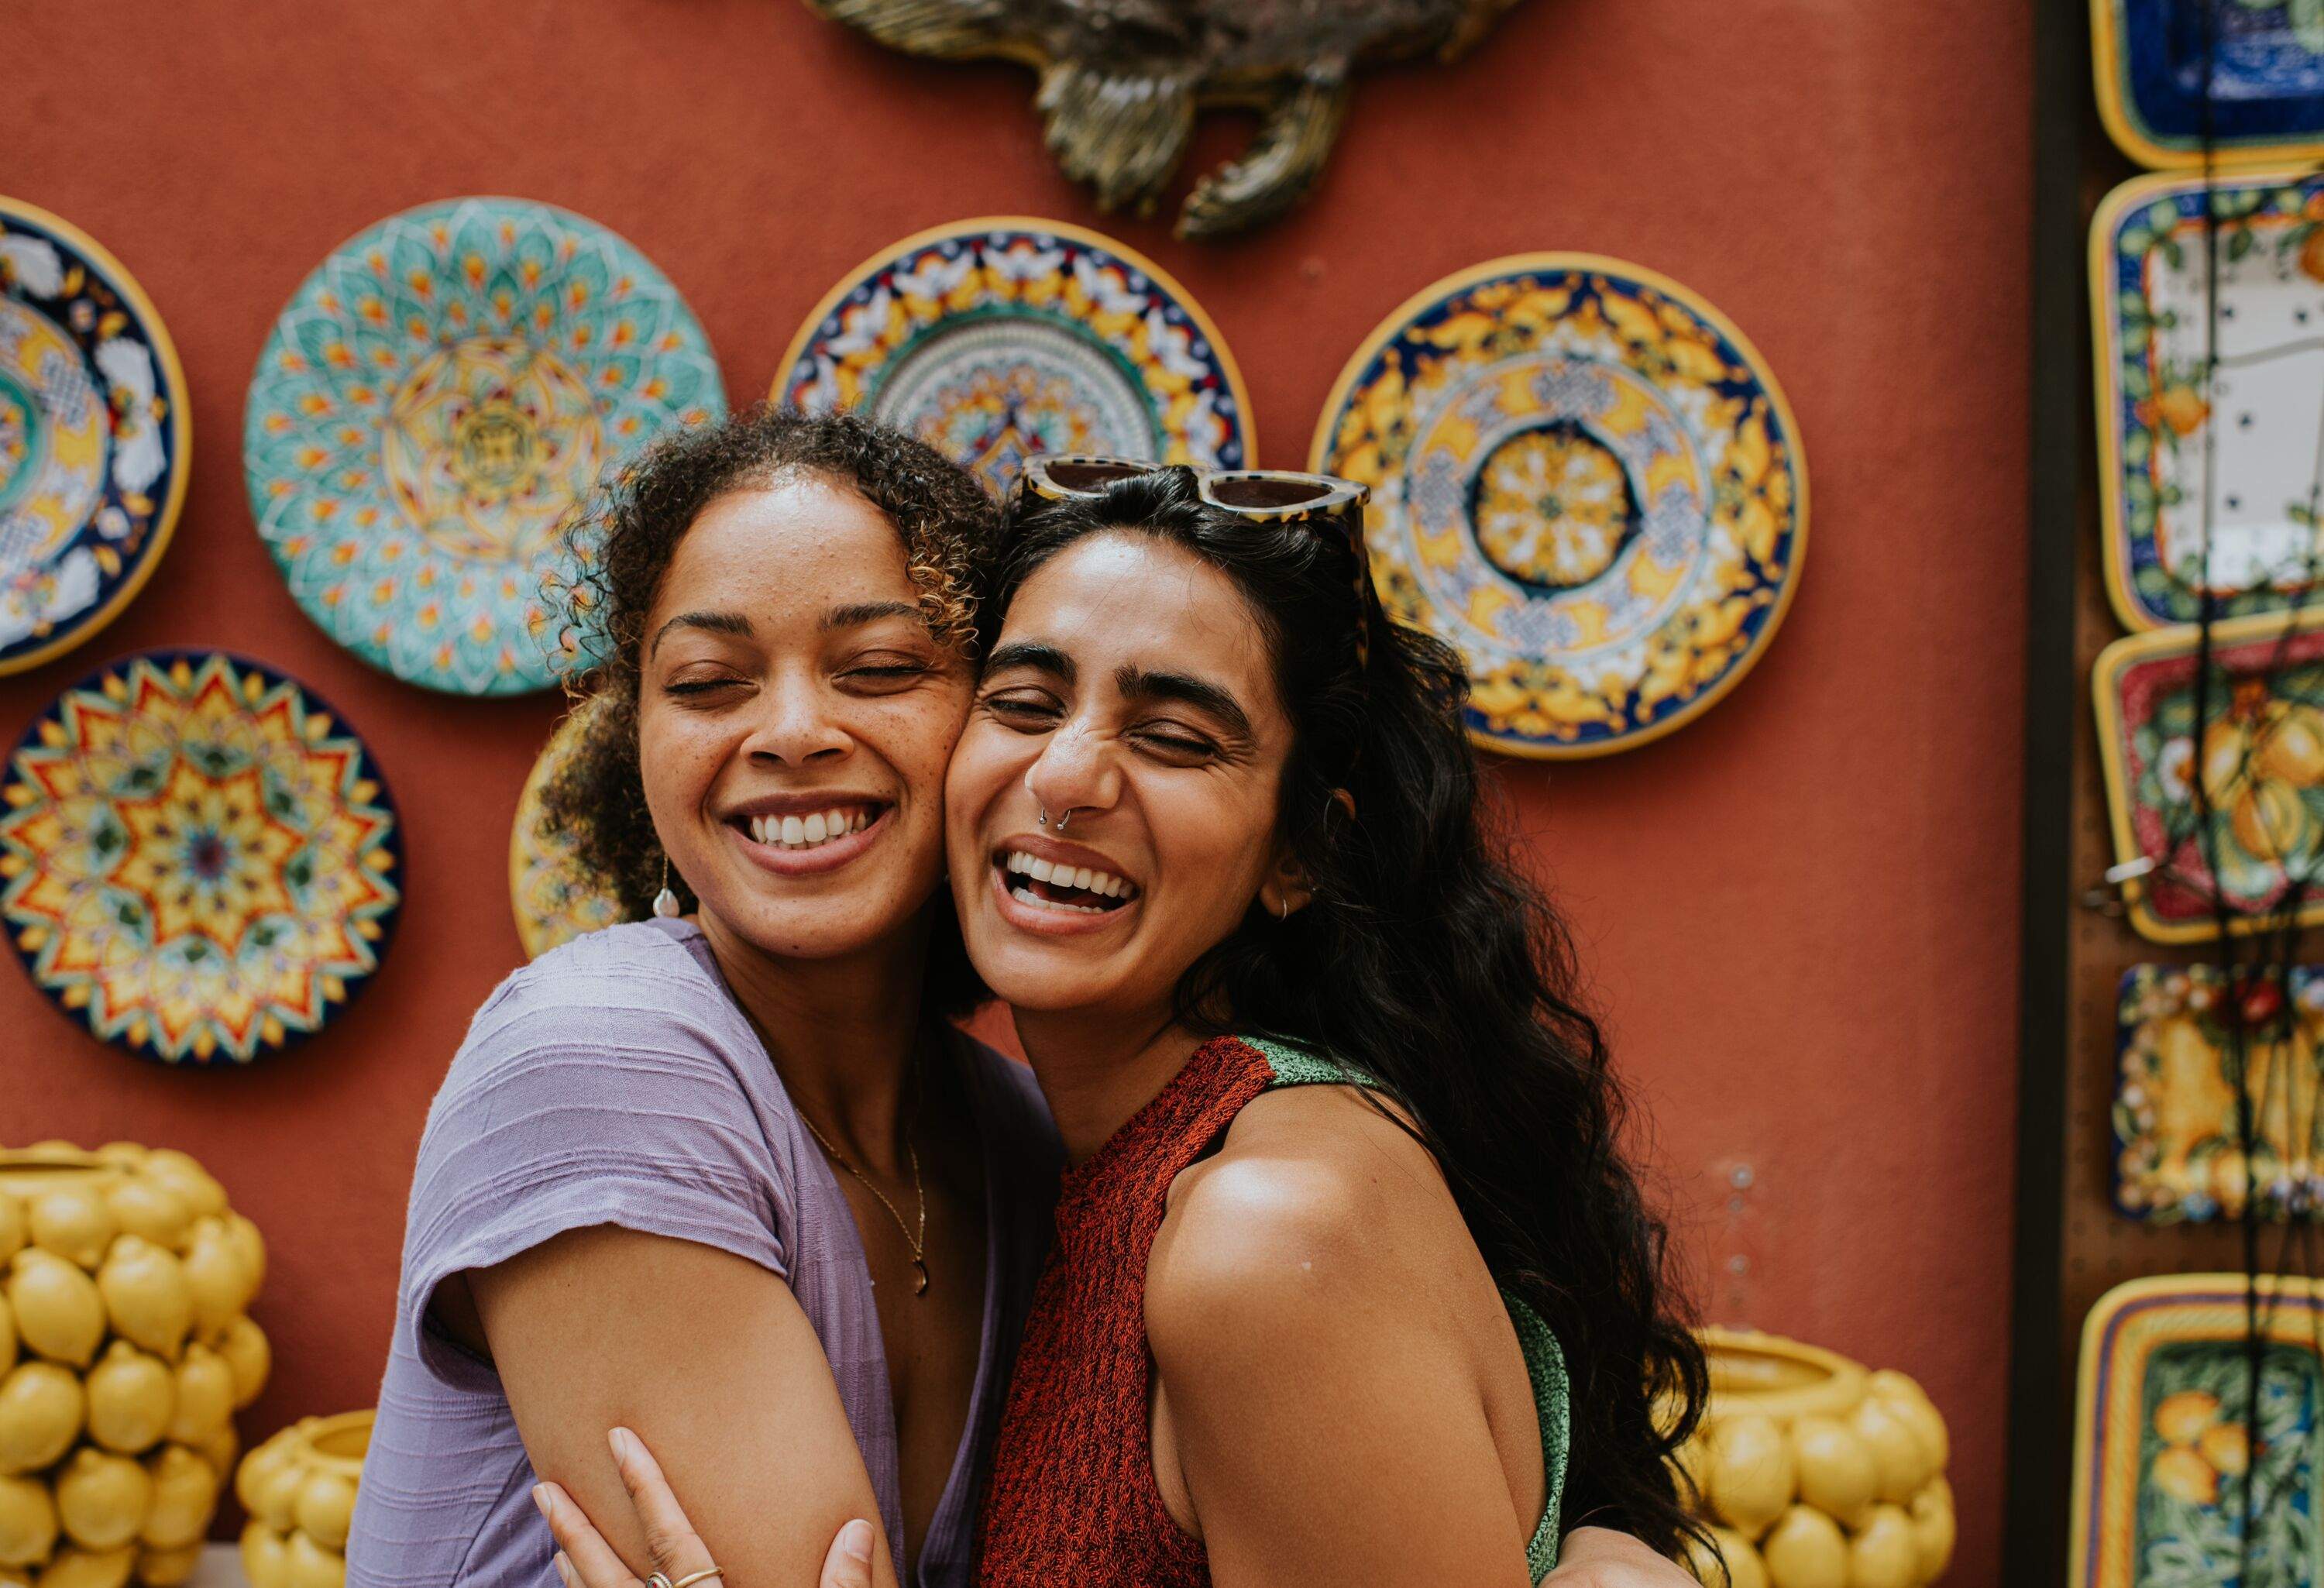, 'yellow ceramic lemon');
0,1362,84,1474
1681,1524,1769,1588
130,1159,222,1222
9,1252,105,1370
1907,1478,1955,1579
0,1198,24,1267
2151,1445,2219,1506
178,1222,249,1336
96,1188,186,1257
1846,1505,1919,1588
161,1348,229,1449
286,1528,347,1588
27,1189,115,1273
239,1522,289,1588
212,1318,270,1410
2199,1421,2250,1476
131,1543,201,1588
1706,1413,1796,1537
136,1446,215,1550
1759,1505,1849,1588
222,1217,266,1298
53,1449,150,1552
94,1243,190,1363
1847,1397,1935,1506
1789,1416,1876,1529
0,1473,58,1567
34,1544,136,1588
82,1345,173,1456
1,1292,15,1378
294,1473,357,1552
